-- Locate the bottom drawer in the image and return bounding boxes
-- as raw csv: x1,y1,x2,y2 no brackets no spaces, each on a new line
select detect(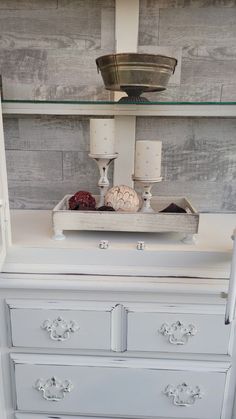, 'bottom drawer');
12,354,229,419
